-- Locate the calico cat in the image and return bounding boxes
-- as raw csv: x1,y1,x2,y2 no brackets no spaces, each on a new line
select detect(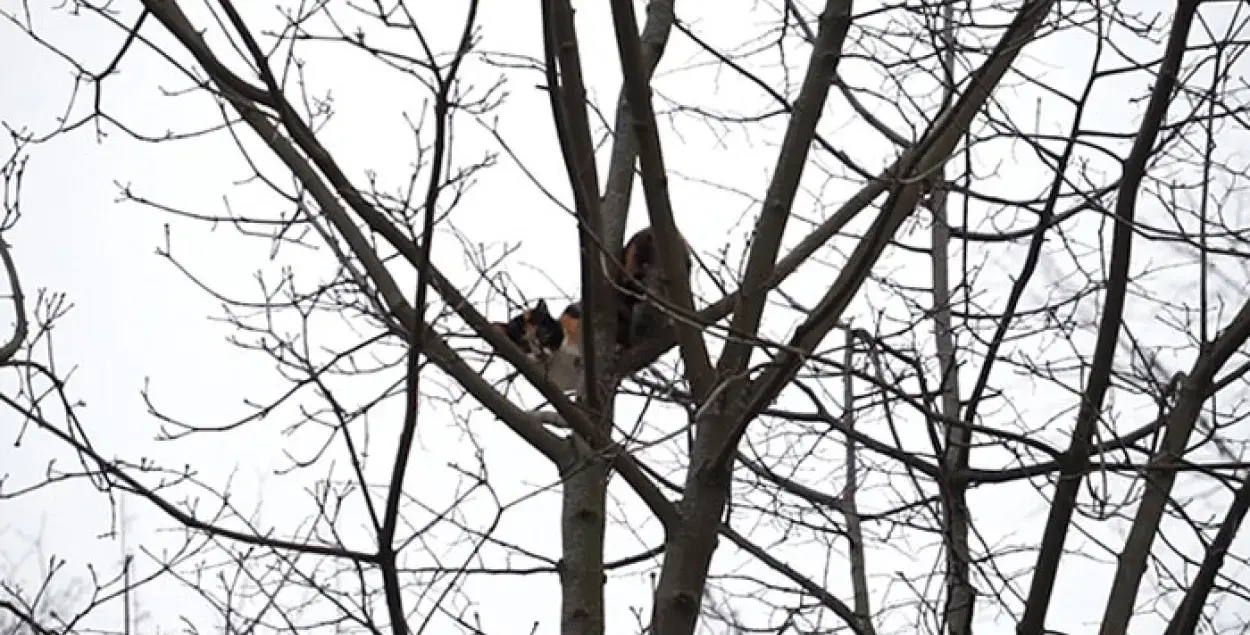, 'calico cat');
492,299,583,393
490,226,690,389
611,226,693,349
